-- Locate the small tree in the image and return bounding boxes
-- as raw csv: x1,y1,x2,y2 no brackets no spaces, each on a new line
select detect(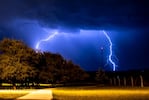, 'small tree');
95,68,108,84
